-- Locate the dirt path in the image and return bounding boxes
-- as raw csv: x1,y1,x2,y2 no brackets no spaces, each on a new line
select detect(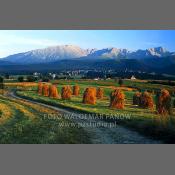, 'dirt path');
8,92,162,144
